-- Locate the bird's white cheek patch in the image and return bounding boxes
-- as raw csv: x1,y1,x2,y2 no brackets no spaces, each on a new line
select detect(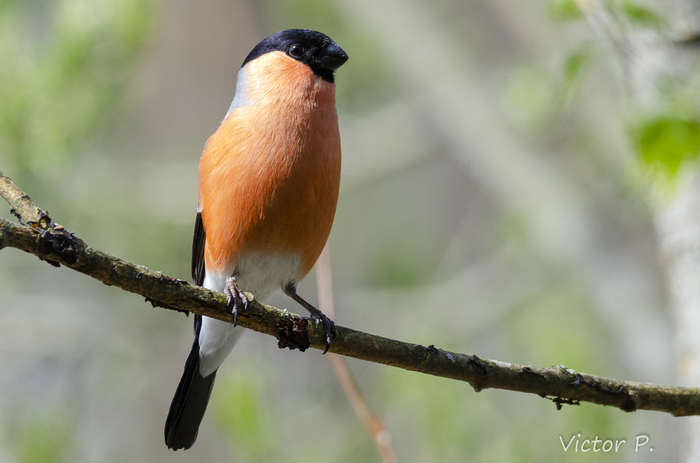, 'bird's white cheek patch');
224,66,253,119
